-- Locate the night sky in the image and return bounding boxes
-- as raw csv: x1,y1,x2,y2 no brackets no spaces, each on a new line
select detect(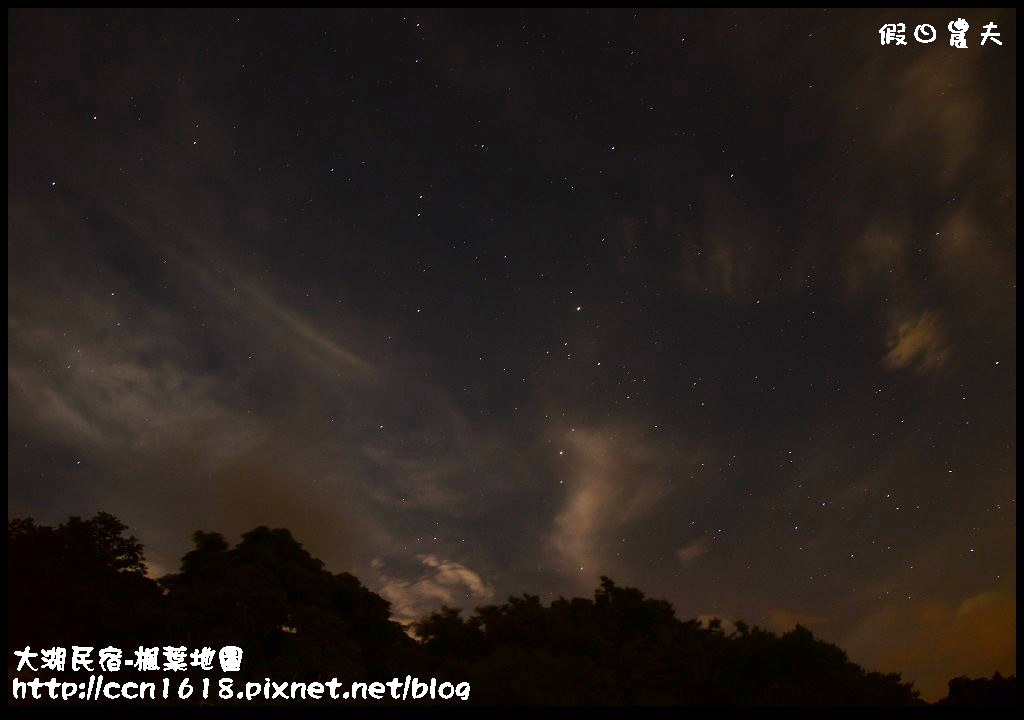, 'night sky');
8,9,1016,700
